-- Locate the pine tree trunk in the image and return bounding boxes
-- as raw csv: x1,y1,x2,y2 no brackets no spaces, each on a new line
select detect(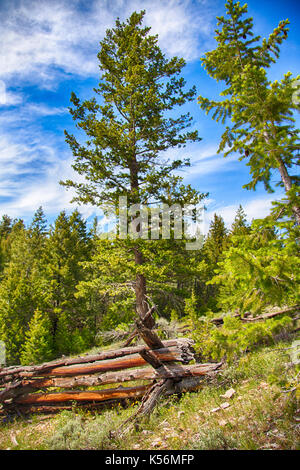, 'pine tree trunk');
264,128,300,225
129,134,150,321
277,157,300,225
134,247,149,320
